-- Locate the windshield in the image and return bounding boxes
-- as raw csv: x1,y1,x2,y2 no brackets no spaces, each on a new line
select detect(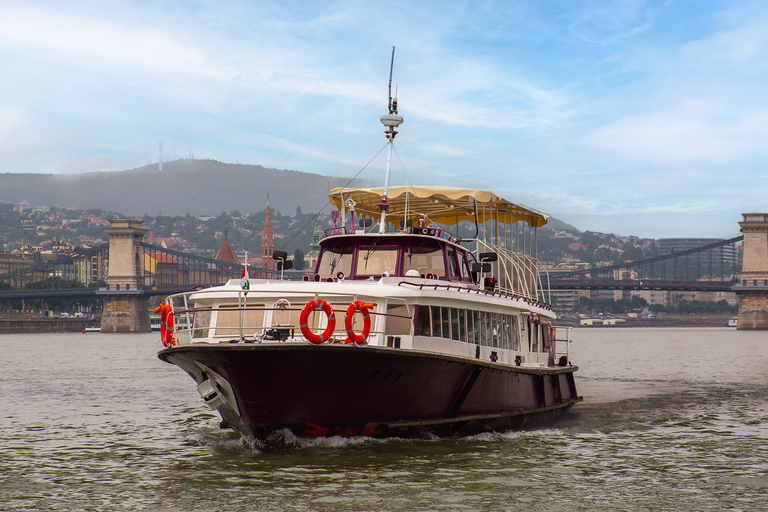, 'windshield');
316,246,354,279
403,243,446,277
356,245,398,276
